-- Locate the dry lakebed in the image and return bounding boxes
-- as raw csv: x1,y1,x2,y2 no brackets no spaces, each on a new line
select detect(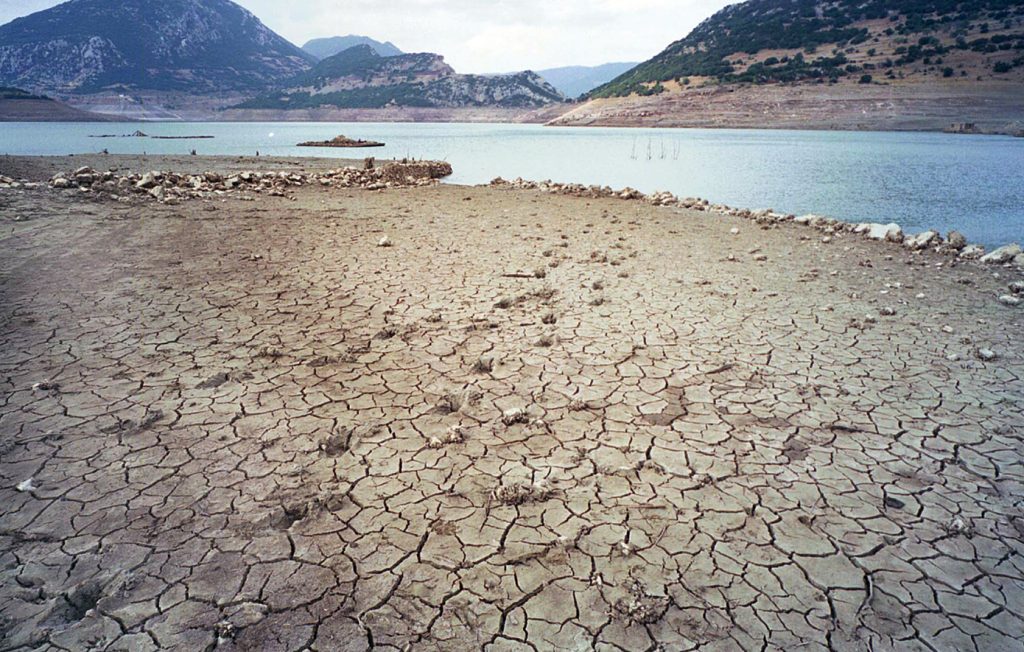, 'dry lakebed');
0,154,1022,651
